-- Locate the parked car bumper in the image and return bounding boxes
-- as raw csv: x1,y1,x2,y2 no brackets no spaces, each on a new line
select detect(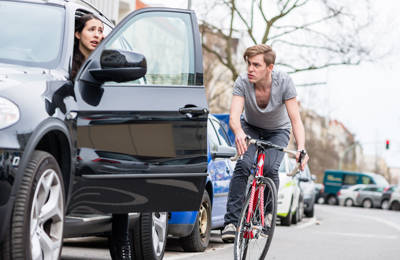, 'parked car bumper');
168,211,197,237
